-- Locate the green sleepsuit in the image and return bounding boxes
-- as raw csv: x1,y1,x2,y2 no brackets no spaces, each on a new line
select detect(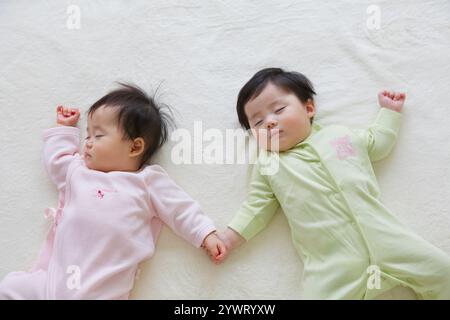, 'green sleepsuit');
229,108,450,299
